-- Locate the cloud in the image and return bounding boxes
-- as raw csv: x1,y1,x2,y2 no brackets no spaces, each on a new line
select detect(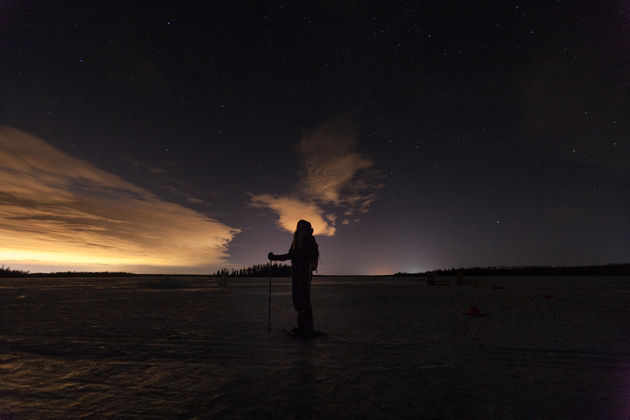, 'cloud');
123,156,208,206
0,127,239,273
251,119,383,235
250,194,336,236
297,121,375,205
123,156,166,176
